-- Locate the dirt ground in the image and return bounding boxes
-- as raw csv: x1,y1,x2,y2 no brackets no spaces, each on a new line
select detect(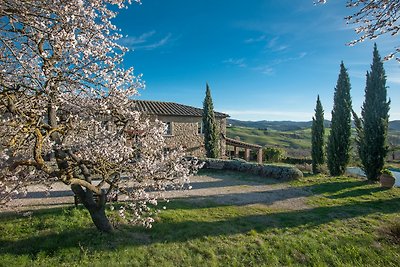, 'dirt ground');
2,171,311,212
